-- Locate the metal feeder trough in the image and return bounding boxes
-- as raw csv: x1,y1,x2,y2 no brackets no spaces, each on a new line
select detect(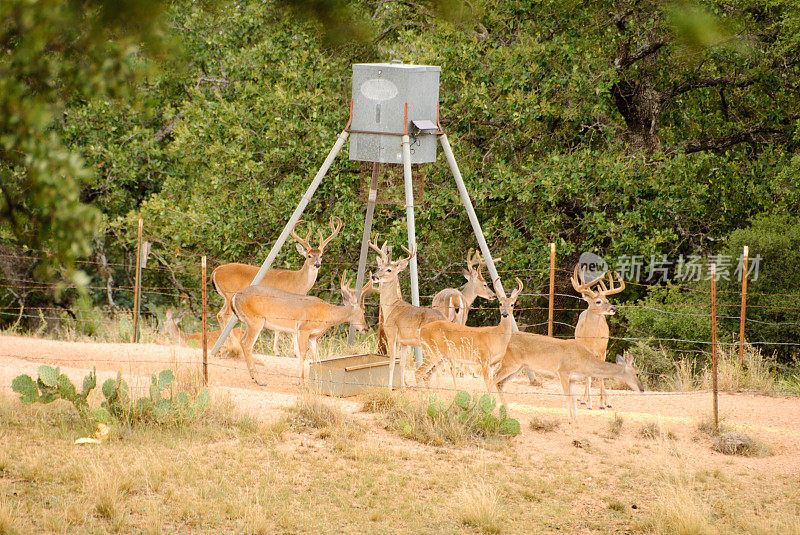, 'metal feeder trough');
308,354,401,397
